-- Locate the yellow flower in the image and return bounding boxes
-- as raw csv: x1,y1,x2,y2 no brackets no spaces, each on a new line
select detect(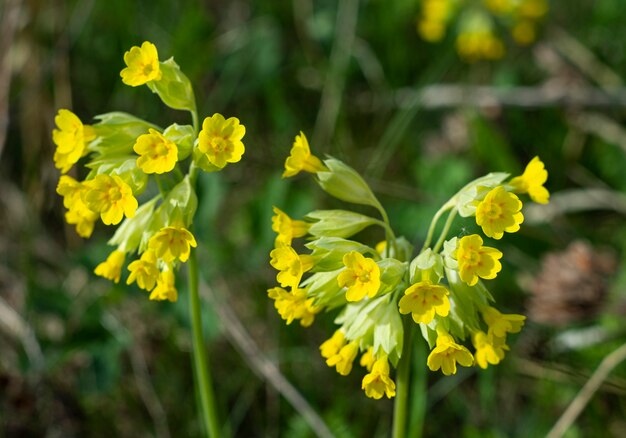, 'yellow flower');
271,206,309,246
326,341,359,376
472,331,508,369
148,226,197,263
269,245,315,289
197,113,246,168
282,132,327,178
512,20,536,45
94,250,126,283
120,41,162,87
57,176,99,238
482,306,525,338
52,109,96,173
417,19,446,42
149,270,178,302
427,331,474,375
83,174,138,225
475,186,524,239
127,250,160,291
337,251,381,302
133,128,178,174
509,156,549,204
398,280,450,324
320,330,346,359
455,234,503,286
362,355,396,399
267,287,320,327
359,347,376,372
456,31,505,61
